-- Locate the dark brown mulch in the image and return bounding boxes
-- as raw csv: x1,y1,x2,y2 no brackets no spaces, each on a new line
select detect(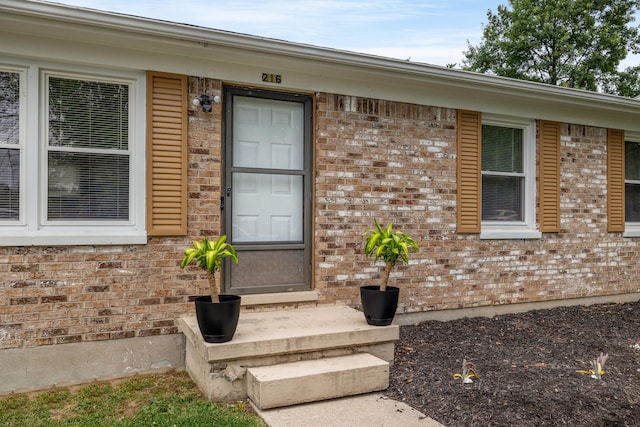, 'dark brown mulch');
384,301,640,427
